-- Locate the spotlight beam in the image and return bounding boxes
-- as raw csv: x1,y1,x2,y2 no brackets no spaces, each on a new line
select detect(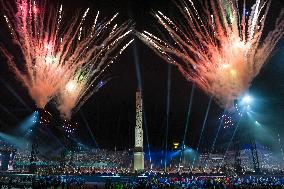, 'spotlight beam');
0,132,28,149
241,95,253,106
164,64,171,172
182,84,195,147
210,109,227,155
180,84,195,167
0,102,19,122
222,109,245,163
16,111,38,133
192,96,212,168
80,110,99,149
0,79,31,112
